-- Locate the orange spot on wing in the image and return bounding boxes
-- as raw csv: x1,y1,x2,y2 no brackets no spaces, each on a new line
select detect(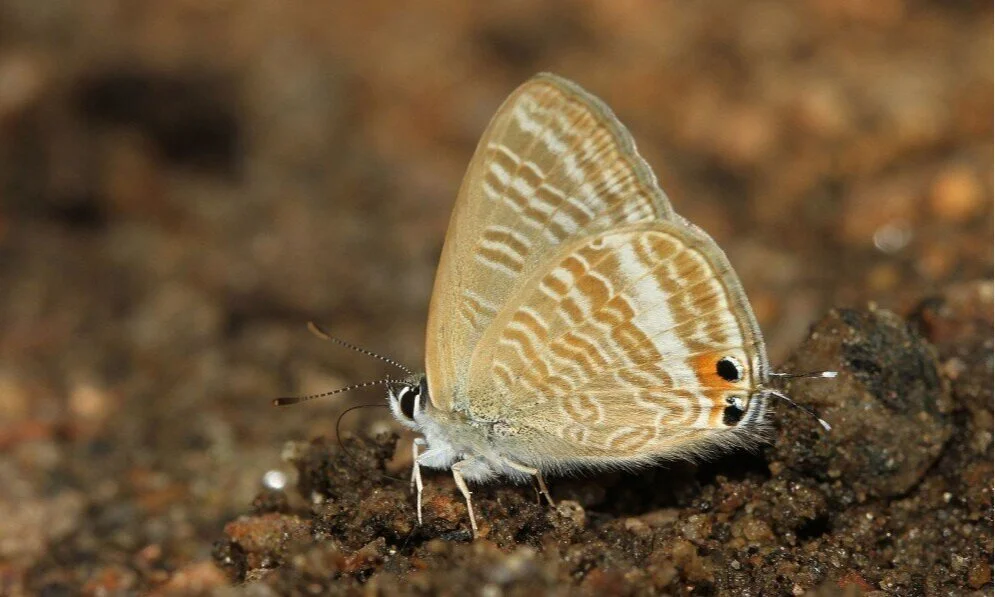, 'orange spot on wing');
691,353,739,390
